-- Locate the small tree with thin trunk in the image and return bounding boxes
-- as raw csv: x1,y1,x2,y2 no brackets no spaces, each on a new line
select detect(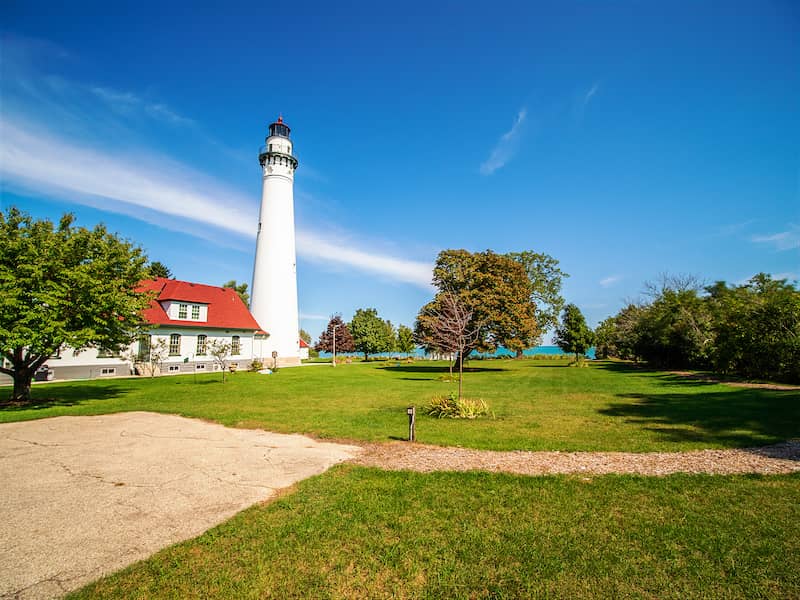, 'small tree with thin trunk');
208,340,232,382
145,338,169,377
123,336,168,377
415,292,481,399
